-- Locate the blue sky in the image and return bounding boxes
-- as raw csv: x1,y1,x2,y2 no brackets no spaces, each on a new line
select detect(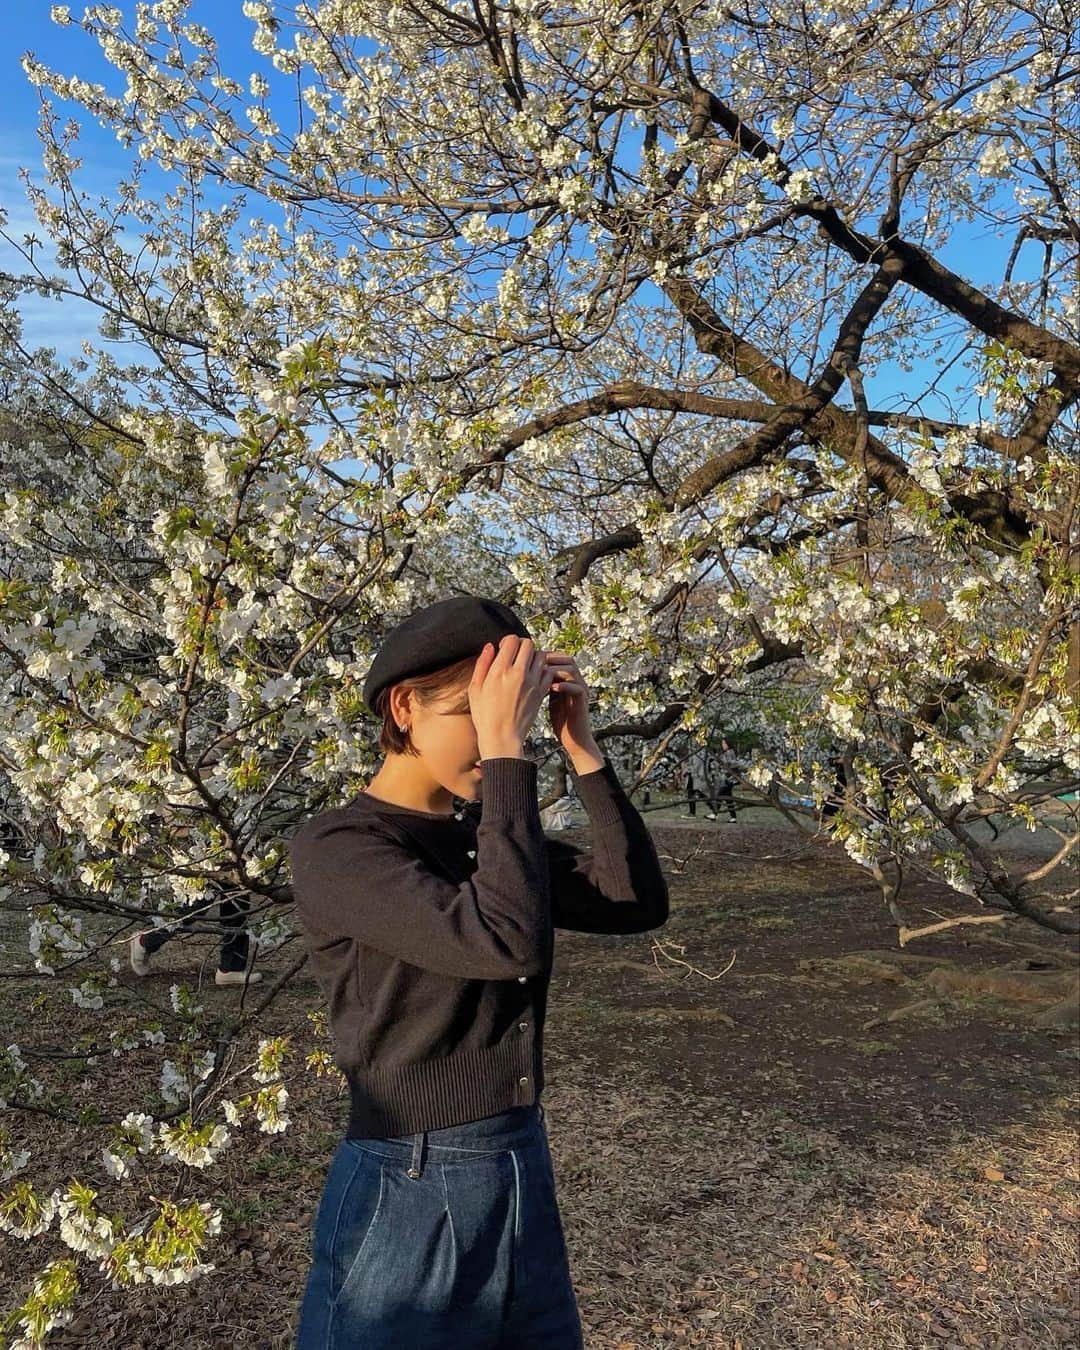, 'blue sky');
0,3,1051,431
3,3,259,180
